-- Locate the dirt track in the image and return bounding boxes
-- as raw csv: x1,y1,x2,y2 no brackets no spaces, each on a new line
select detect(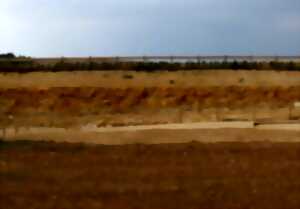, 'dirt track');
2,125,300,145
